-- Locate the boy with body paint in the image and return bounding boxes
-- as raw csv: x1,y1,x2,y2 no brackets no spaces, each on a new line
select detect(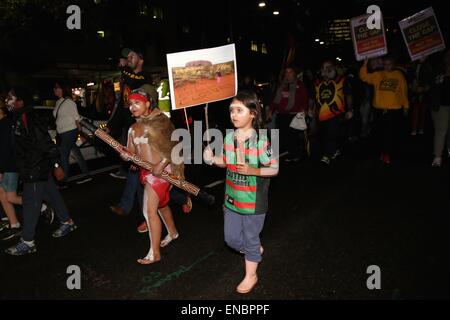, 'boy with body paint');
125,88,183,264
